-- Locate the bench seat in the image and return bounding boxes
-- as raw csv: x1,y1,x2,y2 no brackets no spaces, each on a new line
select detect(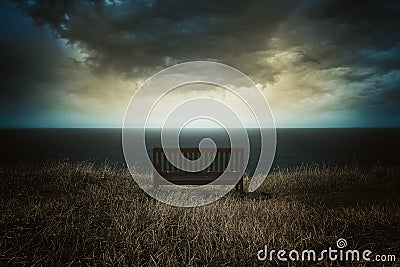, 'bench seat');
152,147,244,192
